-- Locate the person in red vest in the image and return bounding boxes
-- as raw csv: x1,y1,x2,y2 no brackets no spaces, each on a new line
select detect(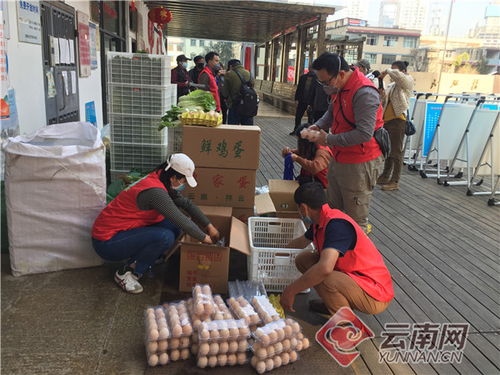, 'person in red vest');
280,183,394,315
198,51,223,112
92,154,220,294
281,124,332,188
303,53,386,233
